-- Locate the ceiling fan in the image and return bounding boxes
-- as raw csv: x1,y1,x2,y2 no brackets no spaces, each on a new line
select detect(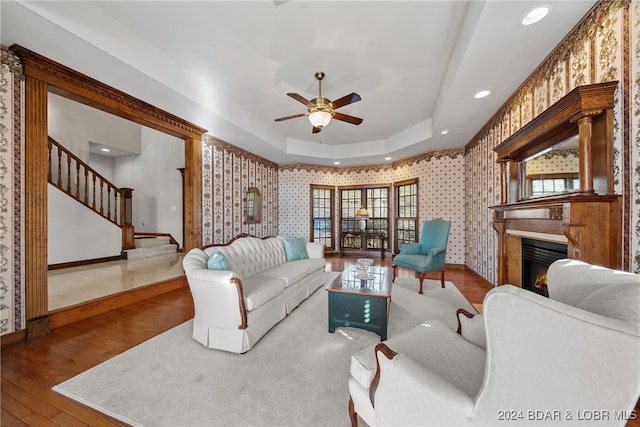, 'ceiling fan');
274,72,363,134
